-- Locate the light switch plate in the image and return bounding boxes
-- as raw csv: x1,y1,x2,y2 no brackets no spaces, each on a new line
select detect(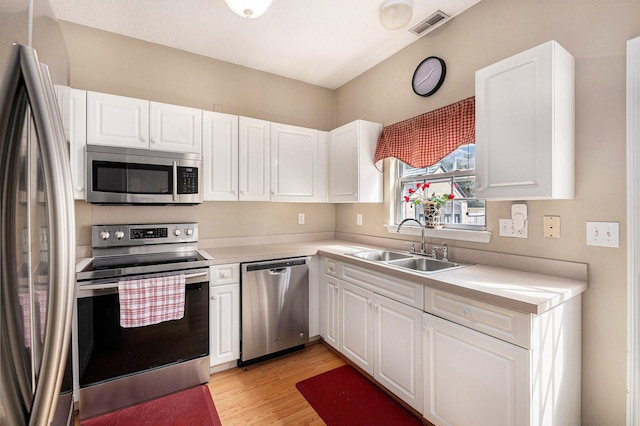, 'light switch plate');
298,213,305,225
356,214,363,226
586,221,619,247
